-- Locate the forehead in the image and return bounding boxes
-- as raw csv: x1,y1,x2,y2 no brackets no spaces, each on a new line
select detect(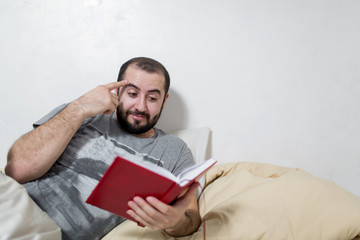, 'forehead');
123,64,166,94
